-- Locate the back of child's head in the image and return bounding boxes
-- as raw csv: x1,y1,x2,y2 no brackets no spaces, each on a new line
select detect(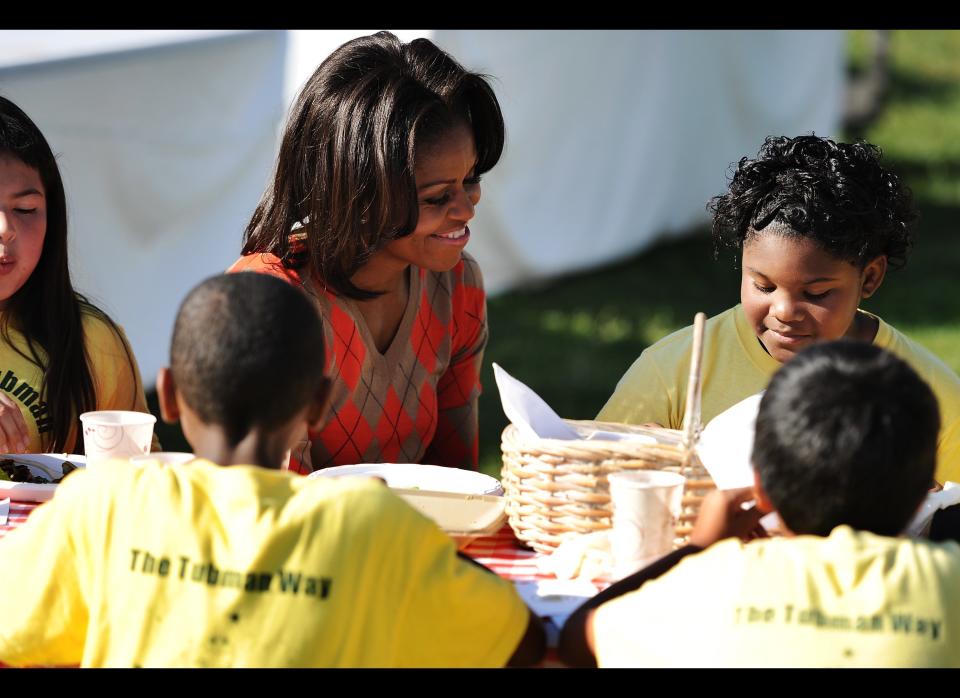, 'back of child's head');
170,273,326,445
710,134,917,270
752,340,939,537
